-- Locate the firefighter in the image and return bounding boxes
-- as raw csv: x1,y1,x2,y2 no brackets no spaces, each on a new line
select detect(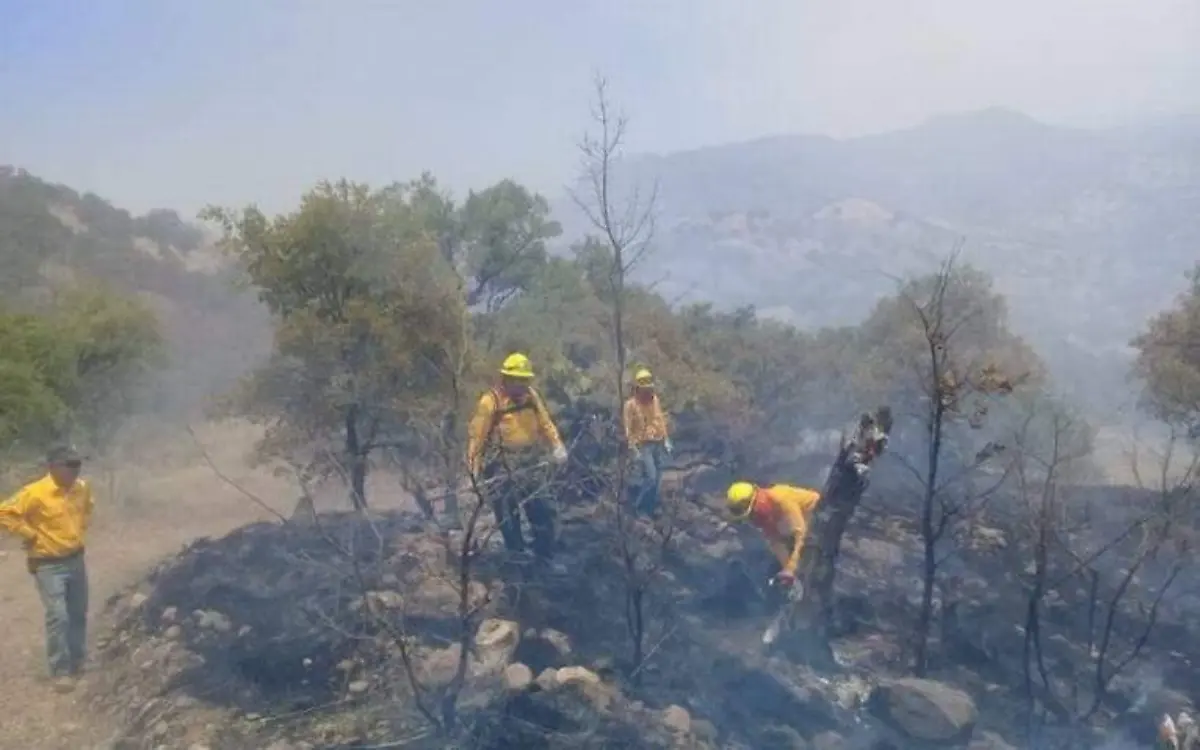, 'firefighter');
466,353,568,567
0,446,93,692
725,481,822,591
622,368,672,515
